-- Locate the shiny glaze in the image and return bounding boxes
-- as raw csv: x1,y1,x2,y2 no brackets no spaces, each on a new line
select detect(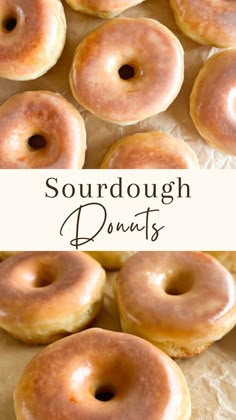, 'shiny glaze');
100,132,199,169
0,0,66,80
14,329,191,420
0,91,86,168
190,50,236,156
0,252,105,343
116,252,236,354
170,0,236,47
70,18,184,125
